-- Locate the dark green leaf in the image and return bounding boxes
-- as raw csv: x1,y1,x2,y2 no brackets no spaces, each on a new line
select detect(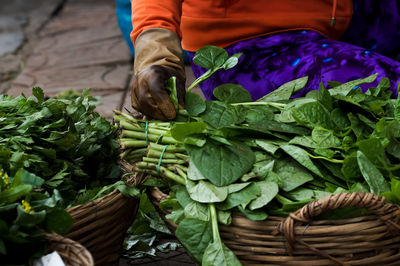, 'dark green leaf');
213,84,252,103
280,144,323,177
357,151,390,195
32,87,44,105
201,101,241,129
193,46,228,69
185,92,206,116
45,209,73,234
175,218,213,263
185,140,255,186
270,159,314,192
291,99,335,129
